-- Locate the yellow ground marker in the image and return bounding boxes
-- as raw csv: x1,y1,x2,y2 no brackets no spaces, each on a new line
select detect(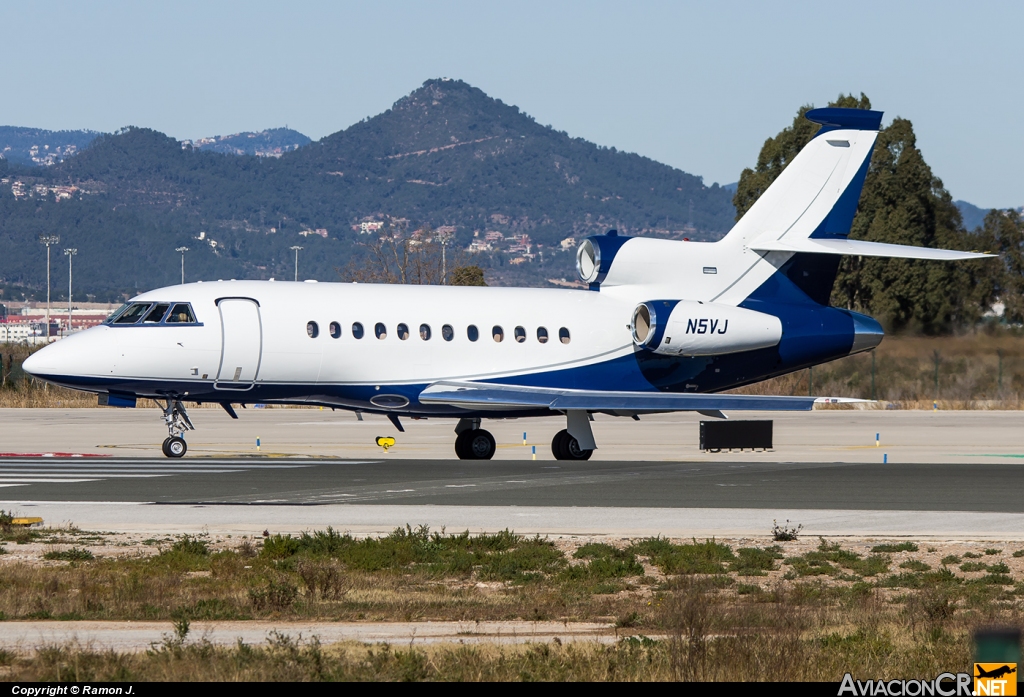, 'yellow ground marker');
11,517,43,527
